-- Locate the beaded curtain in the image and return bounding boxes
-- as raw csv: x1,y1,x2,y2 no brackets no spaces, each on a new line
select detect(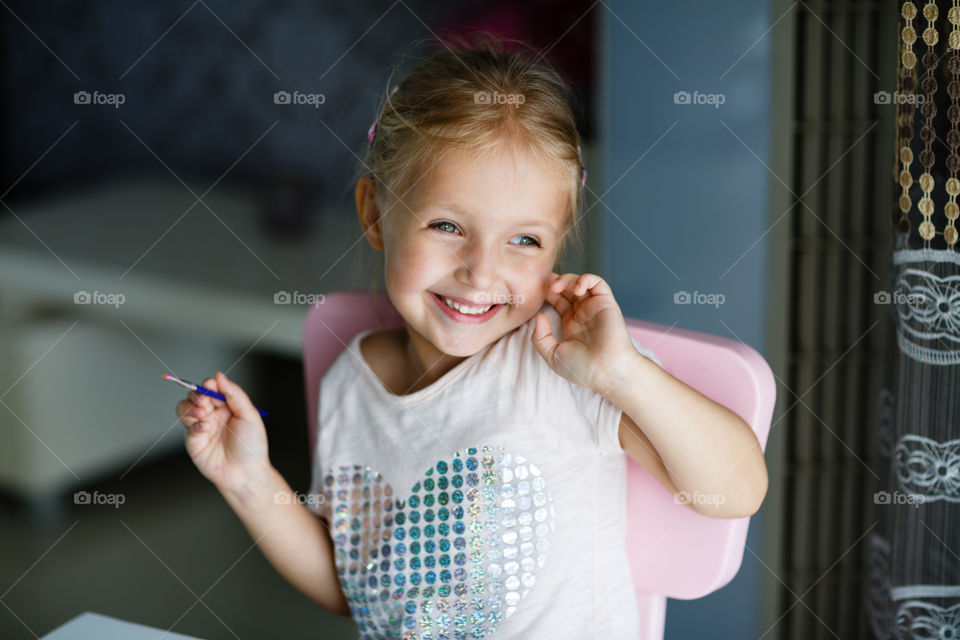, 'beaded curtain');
867,1,960,637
